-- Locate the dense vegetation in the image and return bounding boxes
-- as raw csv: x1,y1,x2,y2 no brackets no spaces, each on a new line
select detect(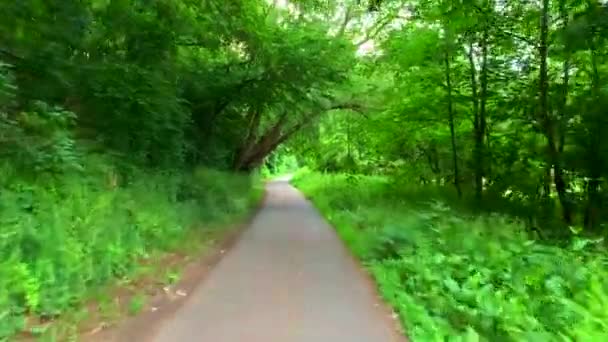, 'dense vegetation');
294,172,608,340
2,0,608,340
285,0,608,340
292,0,608,235
0,0,358,339
1,168,261,339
